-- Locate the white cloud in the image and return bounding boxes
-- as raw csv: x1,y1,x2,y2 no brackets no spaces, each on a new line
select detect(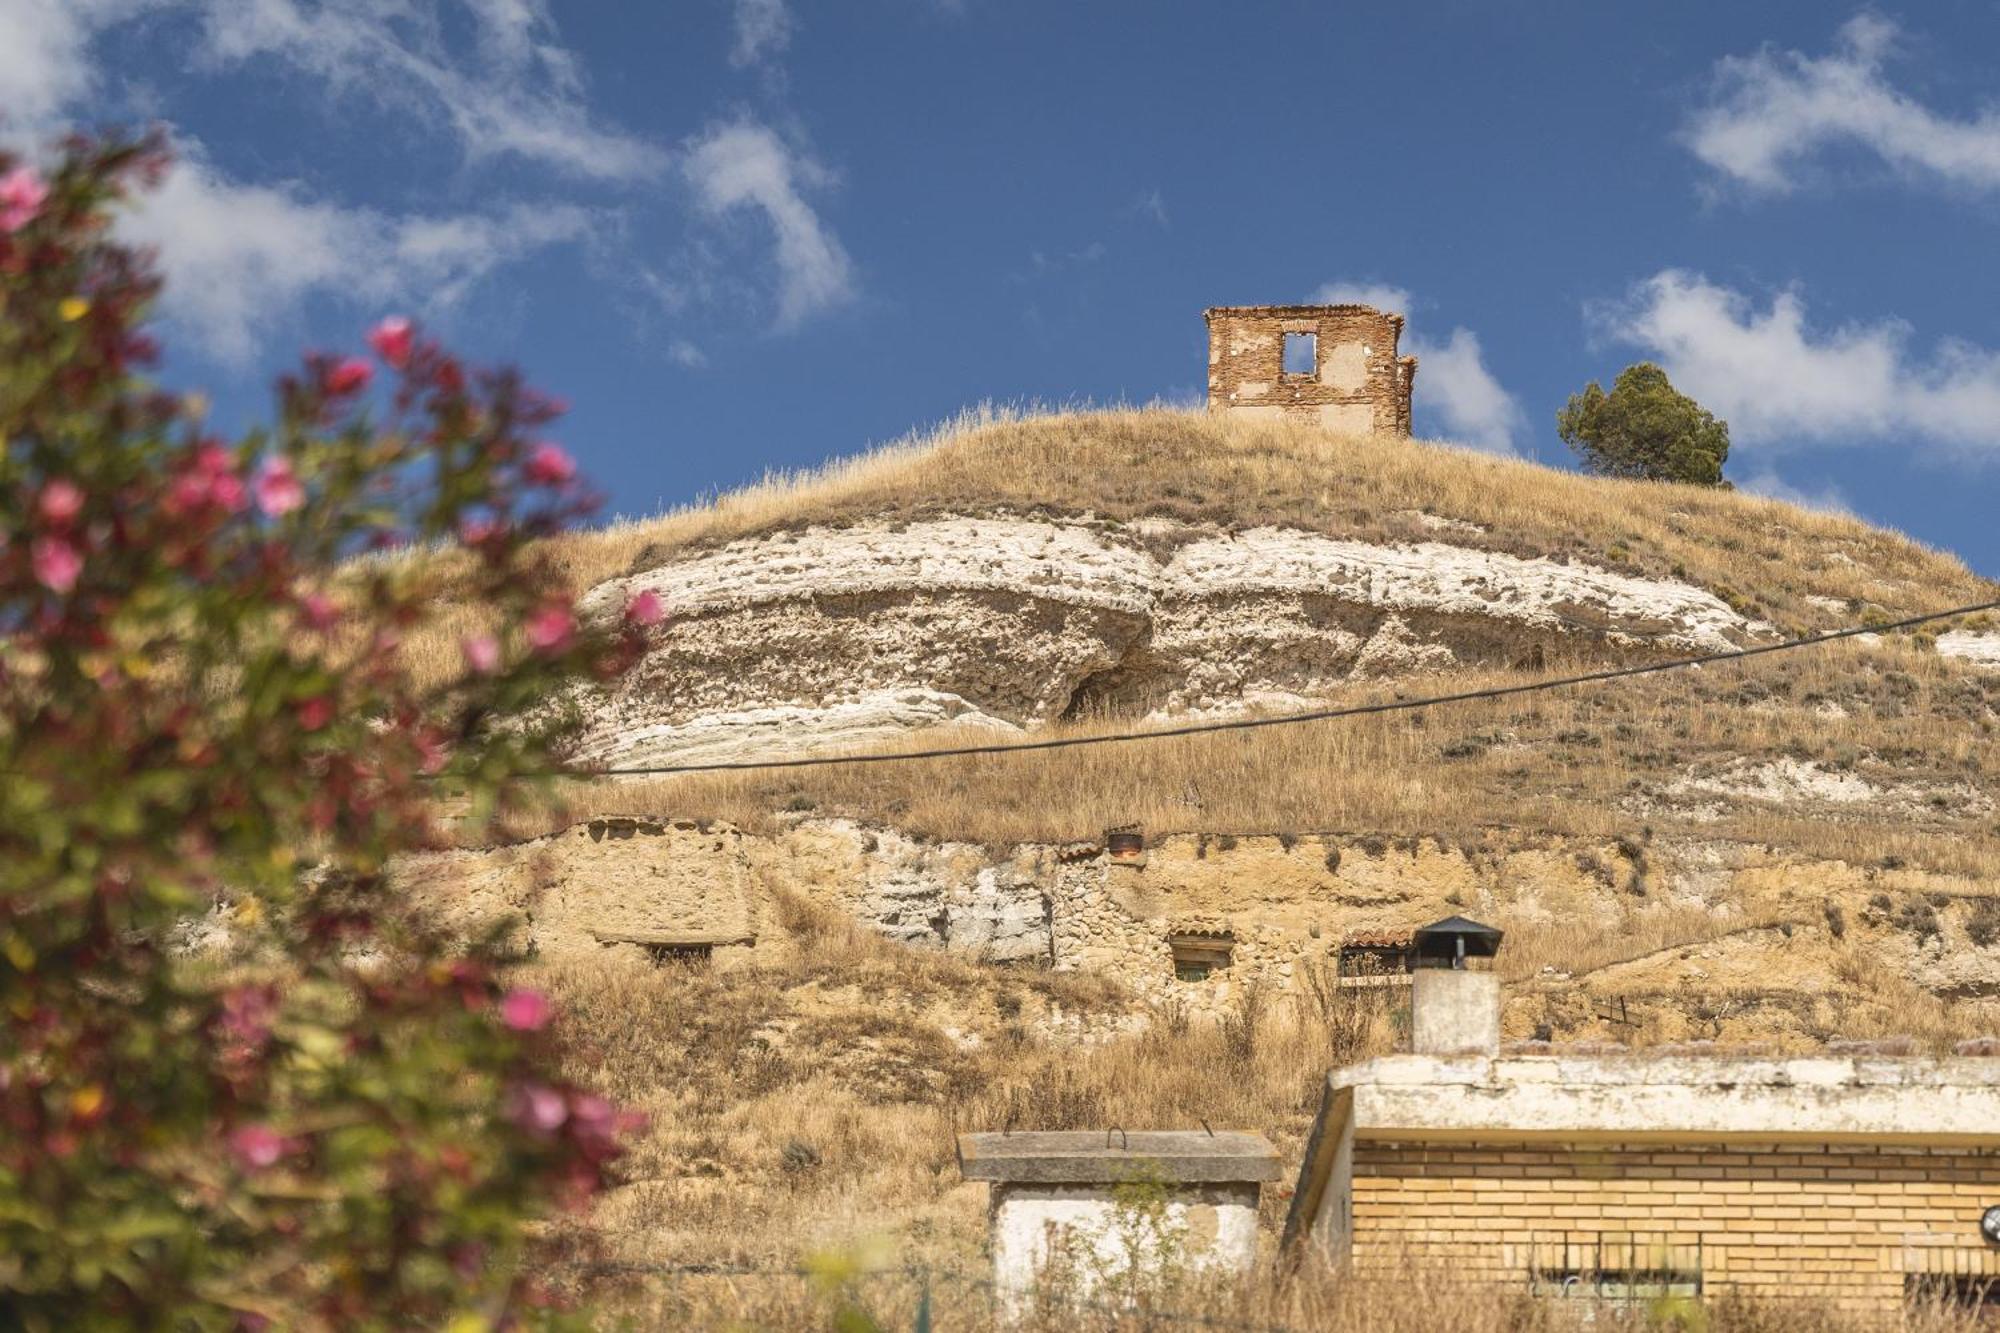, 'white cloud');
1409,327,1525,456
121,143,596,362
1310,280,1413,314
682,121,855,329
0,1,660,181
0,0,856,363
1596,269,2000,459
1131,187,1168,229
668,338,709,369
1312,280,1523,455
0,0,143,126
730,0,792,68
1738,468,1854,516
185,0,663,182
0,0,646,361
1684,13,2000,194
